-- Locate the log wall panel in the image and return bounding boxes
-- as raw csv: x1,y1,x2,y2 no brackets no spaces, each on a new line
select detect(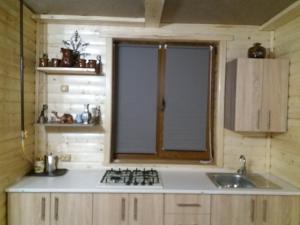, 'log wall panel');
0,1,36,224
271,15,300,188
37,23,270,171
